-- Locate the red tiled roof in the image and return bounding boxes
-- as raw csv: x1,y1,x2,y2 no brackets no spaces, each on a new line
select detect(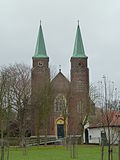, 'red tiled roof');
89,111,120,129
